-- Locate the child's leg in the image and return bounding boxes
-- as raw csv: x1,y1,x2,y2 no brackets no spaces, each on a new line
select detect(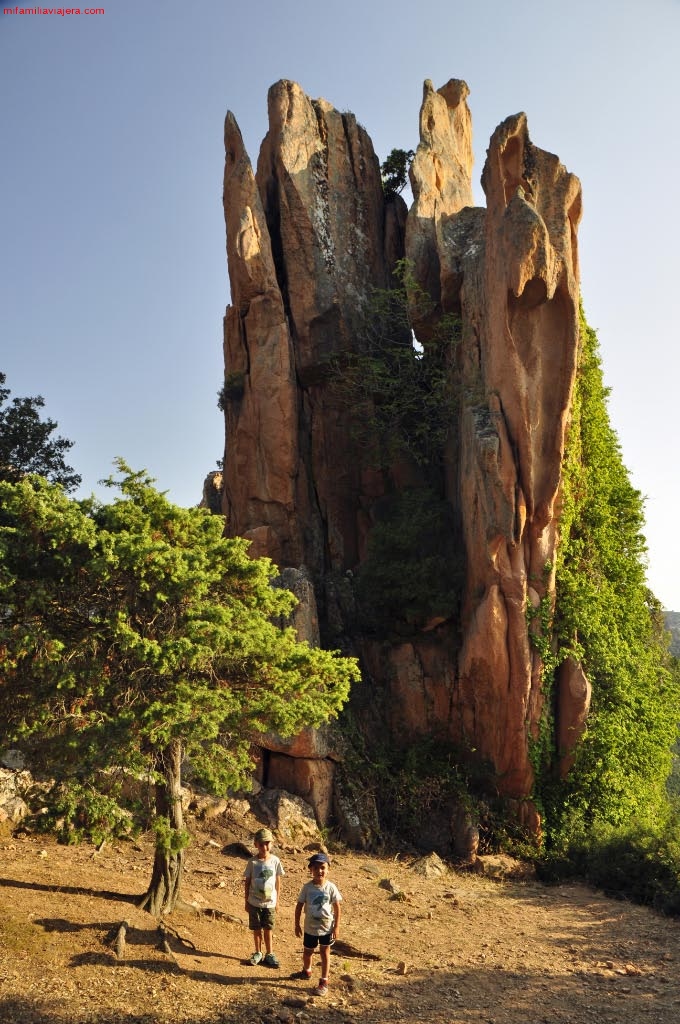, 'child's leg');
319,942,330,980
253,927,263,953
302,946,313,973
263,928,273,954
